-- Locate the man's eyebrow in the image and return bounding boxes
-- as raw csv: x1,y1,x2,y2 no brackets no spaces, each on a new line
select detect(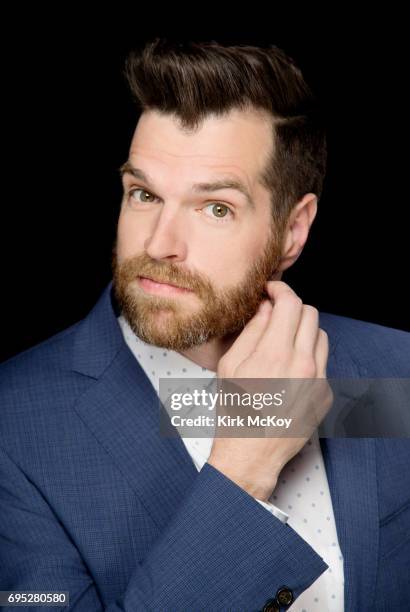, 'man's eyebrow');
119,161,255,210
119,162,152,183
